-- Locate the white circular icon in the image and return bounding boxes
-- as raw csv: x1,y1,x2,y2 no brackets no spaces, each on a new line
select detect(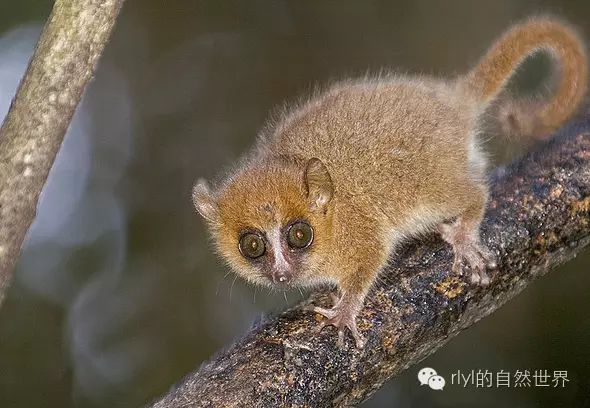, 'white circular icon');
418,367,445,390
418,367,437,386
428,375,446,390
